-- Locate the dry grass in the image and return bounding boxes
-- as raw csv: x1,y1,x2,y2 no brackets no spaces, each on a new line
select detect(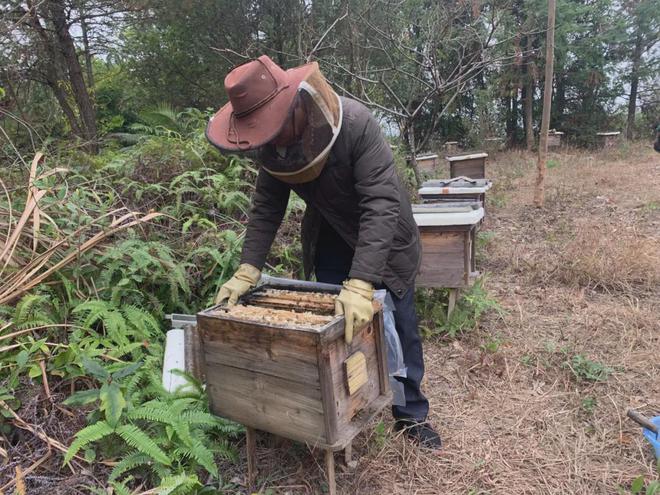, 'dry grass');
553,225,659,293
223,145,660,494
